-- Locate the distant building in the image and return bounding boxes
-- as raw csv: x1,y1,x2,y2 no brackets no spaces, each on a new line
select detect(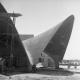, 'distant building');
60,59,80,65
19,34,34,41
